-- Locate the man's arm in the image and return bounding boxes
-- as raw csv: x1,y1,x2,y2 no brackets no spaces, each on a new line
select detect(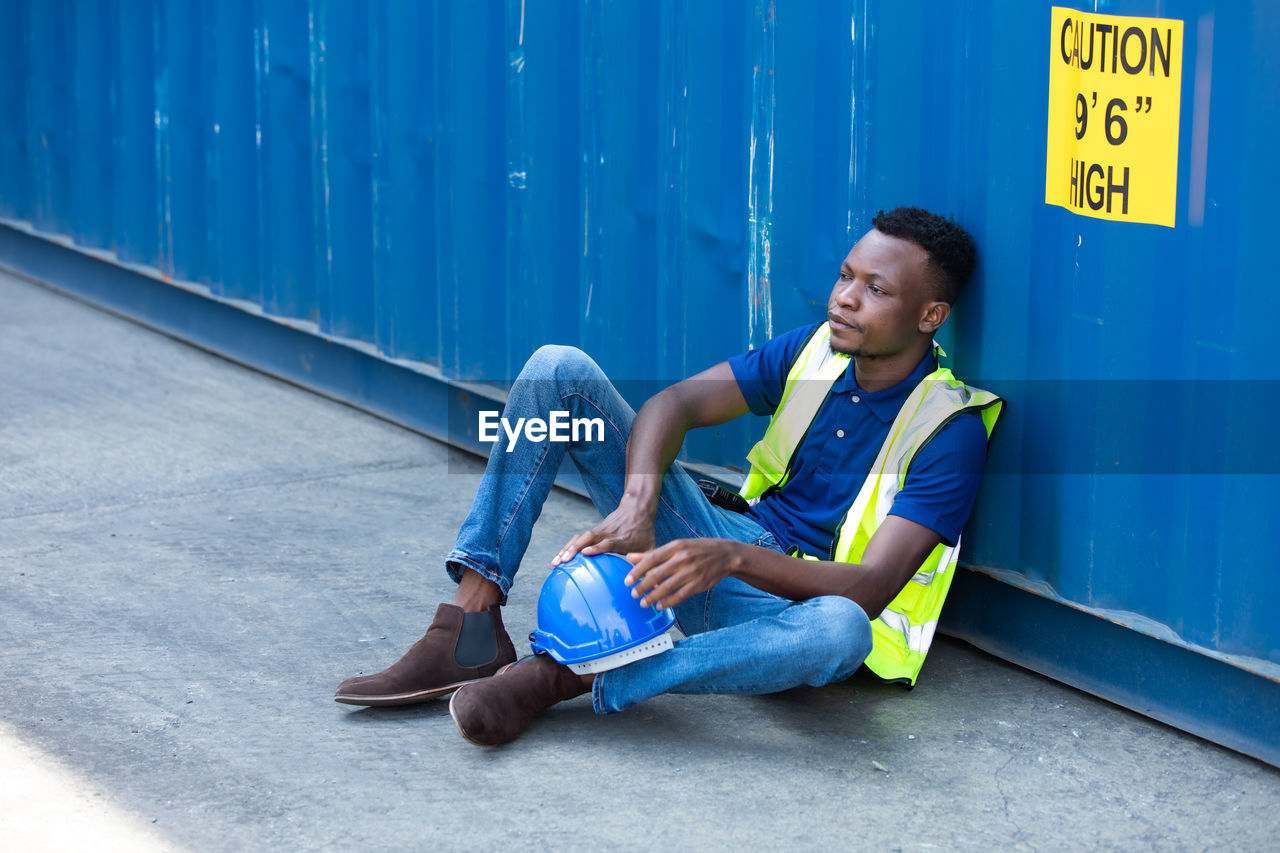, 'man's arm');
624,515,942,619
553,362,749,564
555,355,943,617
